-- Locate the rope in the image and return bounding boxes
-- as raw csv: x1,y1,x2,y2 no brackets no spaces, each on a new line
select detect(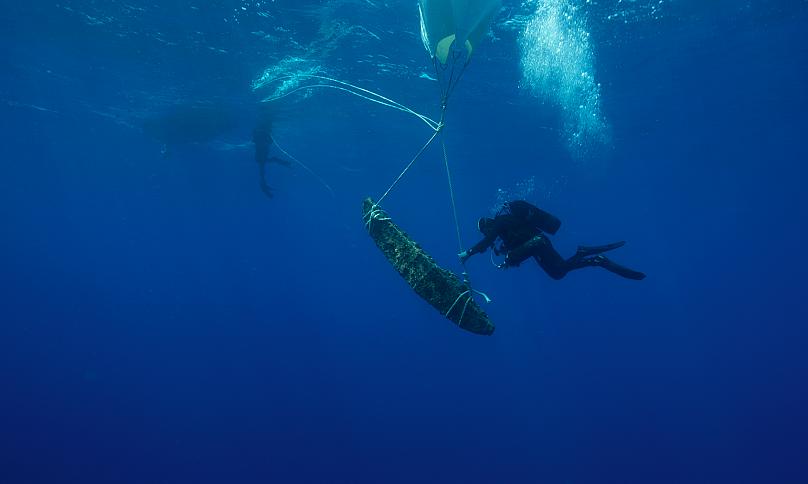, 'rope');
445,290,472,329
446,289,469,314
444,286,491,329
363,203,394,234
375,127,442,206
435,89,493,326
263,75,439,131
490,250,505,269
446,51,470,104
441,137,463,253
428,51,496,328
272,138,335,198
433,49,470,110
